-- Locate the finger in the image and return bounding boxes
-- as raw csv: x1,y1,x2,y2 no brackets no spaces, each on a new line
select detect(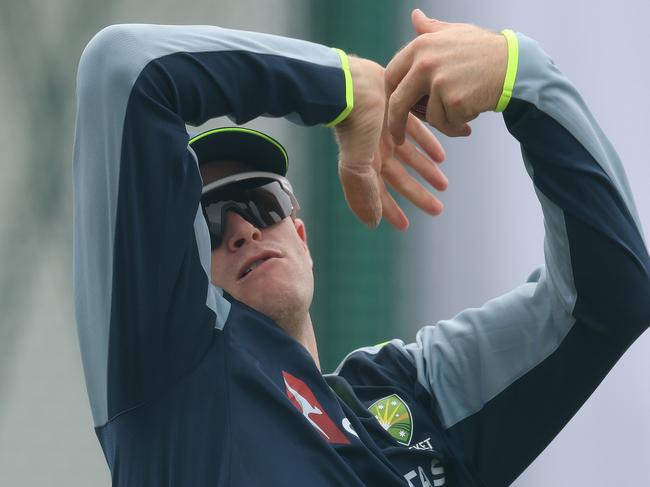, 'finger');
395,140,448,191
382,158,444,216
385,41,418,98
405,113,445,163
411,9,448,35
338,162,382,228
387,68,430,145
425,91,472,137
379,180,409,230
445,98,480,128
